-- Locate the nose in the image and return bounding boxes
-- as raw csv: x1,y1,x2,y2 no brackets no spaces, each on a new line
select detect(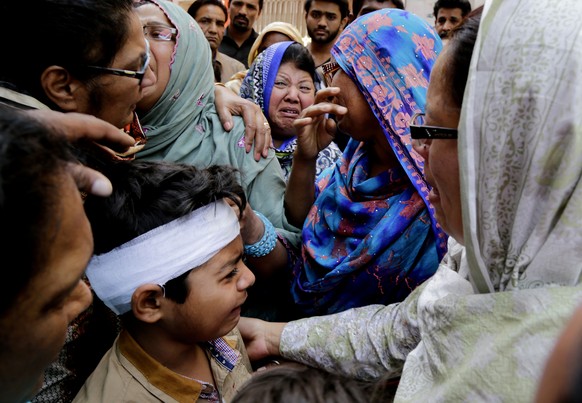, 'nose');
443,20,455,31
284,85,300,102
237,263,255,291
140,65,156,89
66,280,93,323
